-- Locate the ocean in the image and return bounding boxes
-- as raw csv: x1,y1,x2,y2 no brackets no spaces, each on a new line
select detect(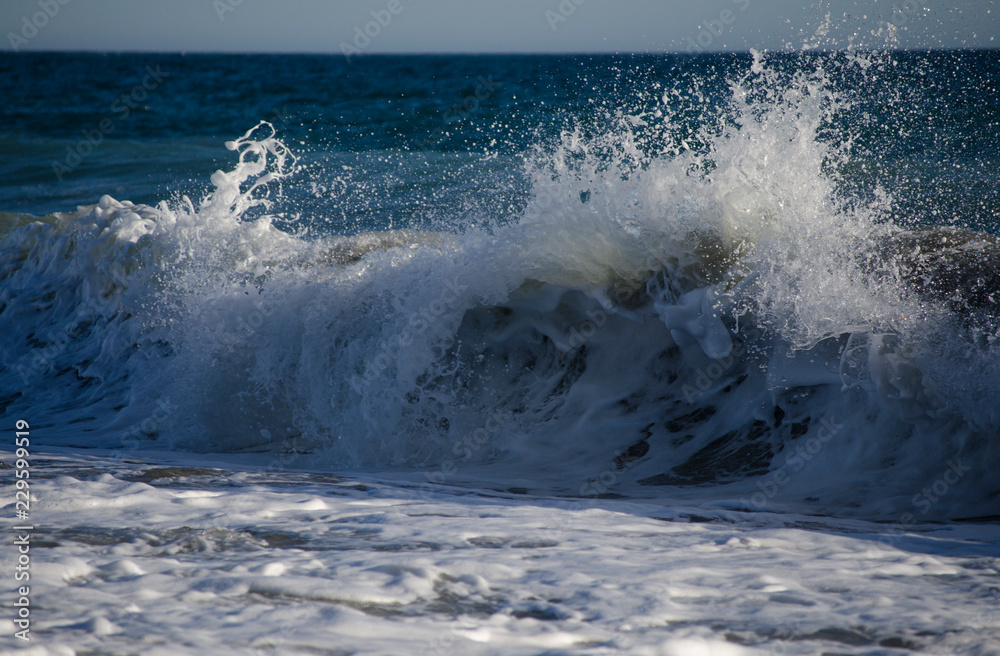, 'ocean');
1,50,999,654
